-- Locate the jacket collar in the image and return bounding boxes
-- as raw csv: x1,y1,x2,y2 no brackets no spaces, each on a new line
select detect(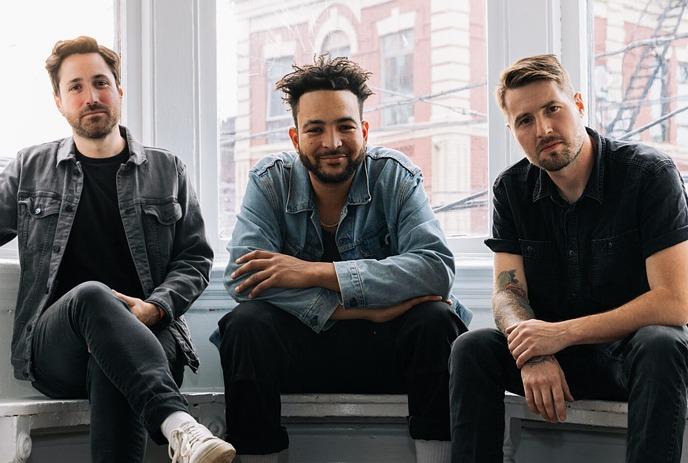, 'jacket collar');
286,151,372,214
55,125,147,167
